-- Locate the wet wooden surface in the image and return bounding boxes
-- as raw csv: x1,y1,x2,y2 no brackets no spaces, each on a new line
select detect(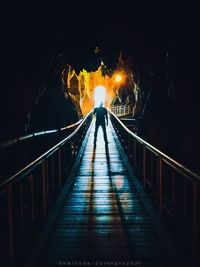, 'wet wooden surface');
38,121,171,267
